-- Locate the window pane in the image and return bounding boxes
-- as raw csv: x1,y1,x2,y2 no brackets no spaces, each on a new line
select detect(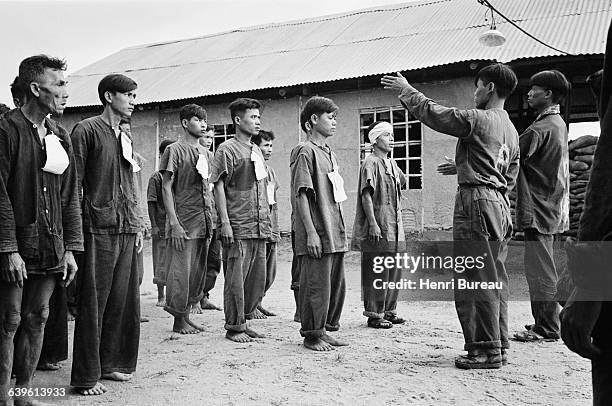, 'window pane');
396,159,407,173
226,124,236,135
408,159,422,175
408,123,422,141
392,109,406,123
407,111,419,121
361,113,375,128
408,176,422,189
408,144,422,158
393,145,406,159
377,110,390,122
393,126,406,142
360,129,367,144
214,137,225,150
213,125,225,135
